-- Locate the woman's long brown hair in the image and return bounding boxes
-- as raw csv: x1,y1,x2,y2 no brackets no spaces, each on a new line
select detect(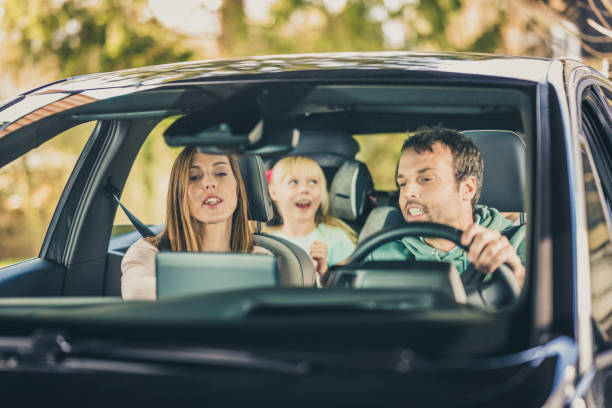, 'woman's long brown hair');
147,147,253,253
